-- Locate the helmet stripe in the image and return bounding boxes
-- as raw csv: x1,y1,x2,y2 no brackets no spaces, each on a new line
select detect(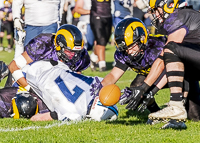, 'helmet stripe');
55,29,74,51
12,98,20,119
124,22,148,46
149,0,157,8
164,0,179,13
